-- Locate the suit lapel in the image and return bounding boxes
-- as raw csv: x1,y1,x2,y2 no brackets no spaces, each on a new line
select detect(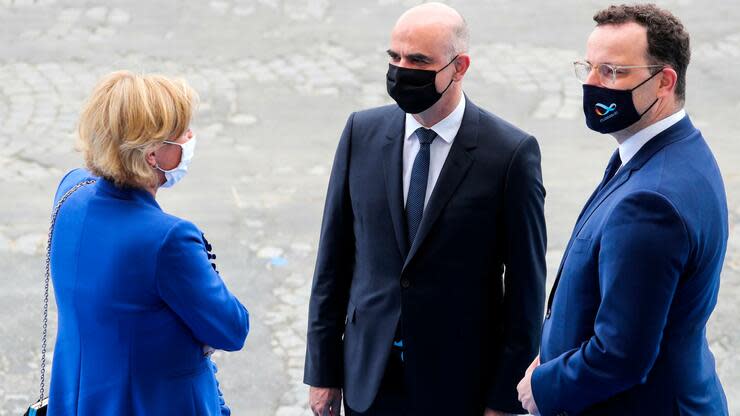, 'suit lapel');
403,99,479,271
551,152,618,280
551,183,605,286
571,170,631,238
549,169,630,296
383,107,410,258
